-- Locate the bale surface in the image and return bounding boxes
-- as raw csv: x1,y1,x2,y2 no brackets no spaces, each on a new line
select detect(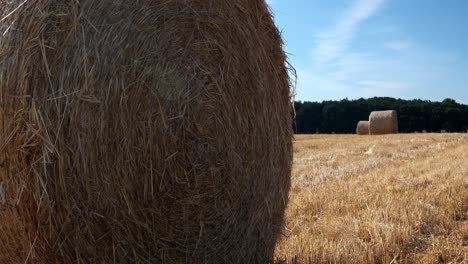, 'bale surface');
369,110,399,135
356,121,370,135
0,1,293,263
